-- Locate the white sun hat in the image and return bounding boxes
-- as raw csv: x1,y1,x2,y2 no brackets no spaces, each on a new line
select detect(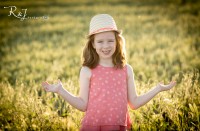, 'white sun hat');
89,14,120,36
